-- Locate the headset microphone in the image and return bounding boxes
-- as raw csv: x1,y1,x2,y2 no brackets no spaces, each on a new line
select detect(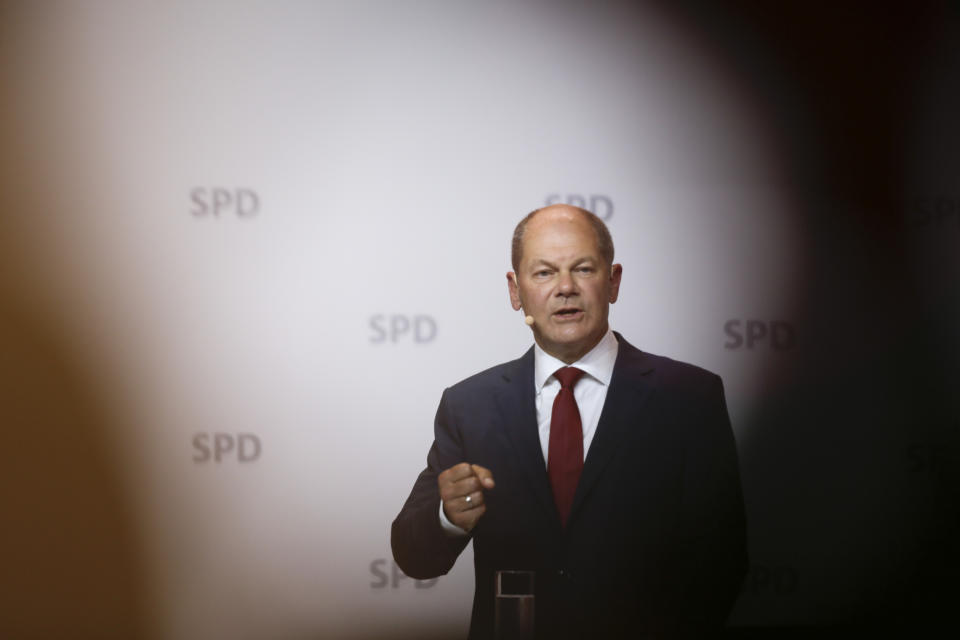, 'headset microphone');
524,315,535,326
